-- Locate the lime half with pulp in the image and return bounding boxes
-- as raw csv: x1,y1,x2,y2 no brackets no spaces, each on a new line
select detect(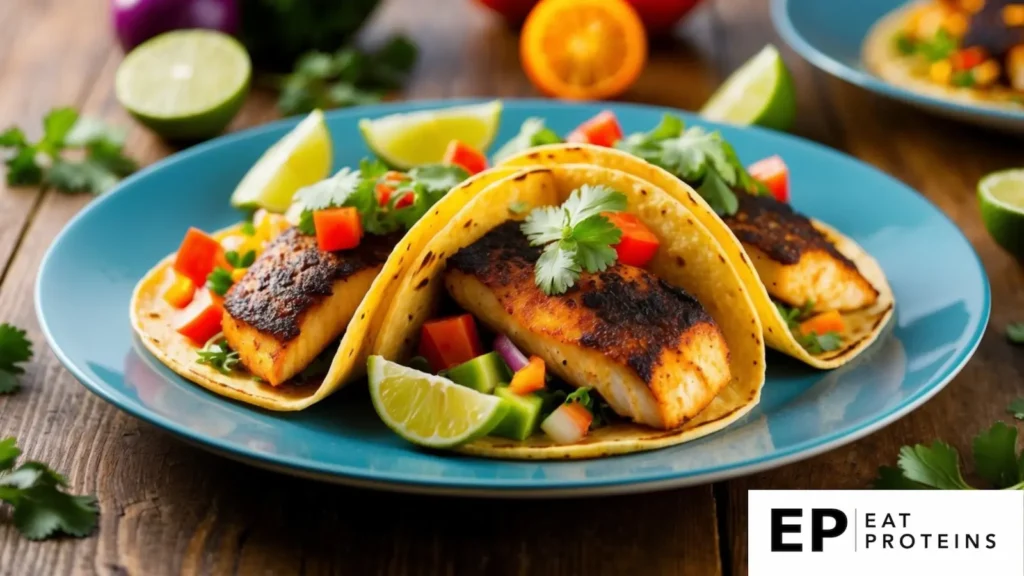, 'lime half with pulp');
700,45,796,131
368,355,509,449
980,169,1024,258
230,109,333,213
116,30,251,141
359,101,502,169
